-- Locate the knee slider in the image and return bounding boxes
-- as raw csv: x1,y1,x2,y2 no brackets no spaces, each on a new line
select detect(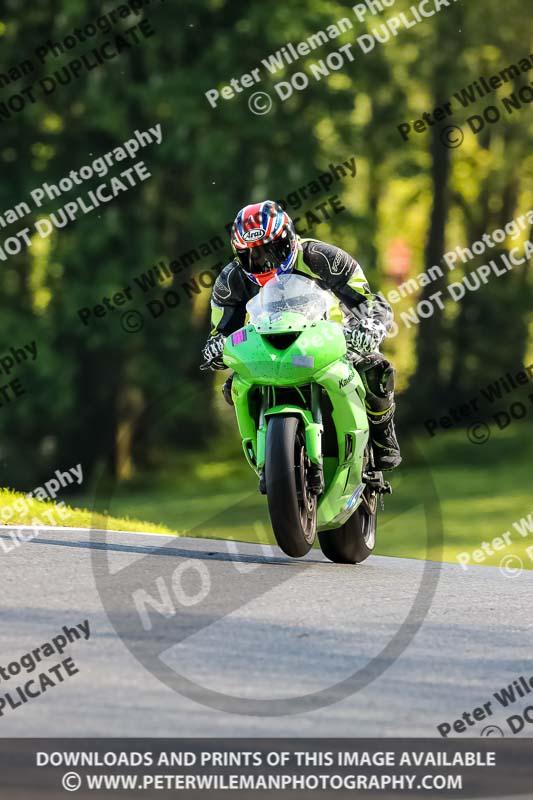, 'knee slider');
361,361,394,399
381,364,395,396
